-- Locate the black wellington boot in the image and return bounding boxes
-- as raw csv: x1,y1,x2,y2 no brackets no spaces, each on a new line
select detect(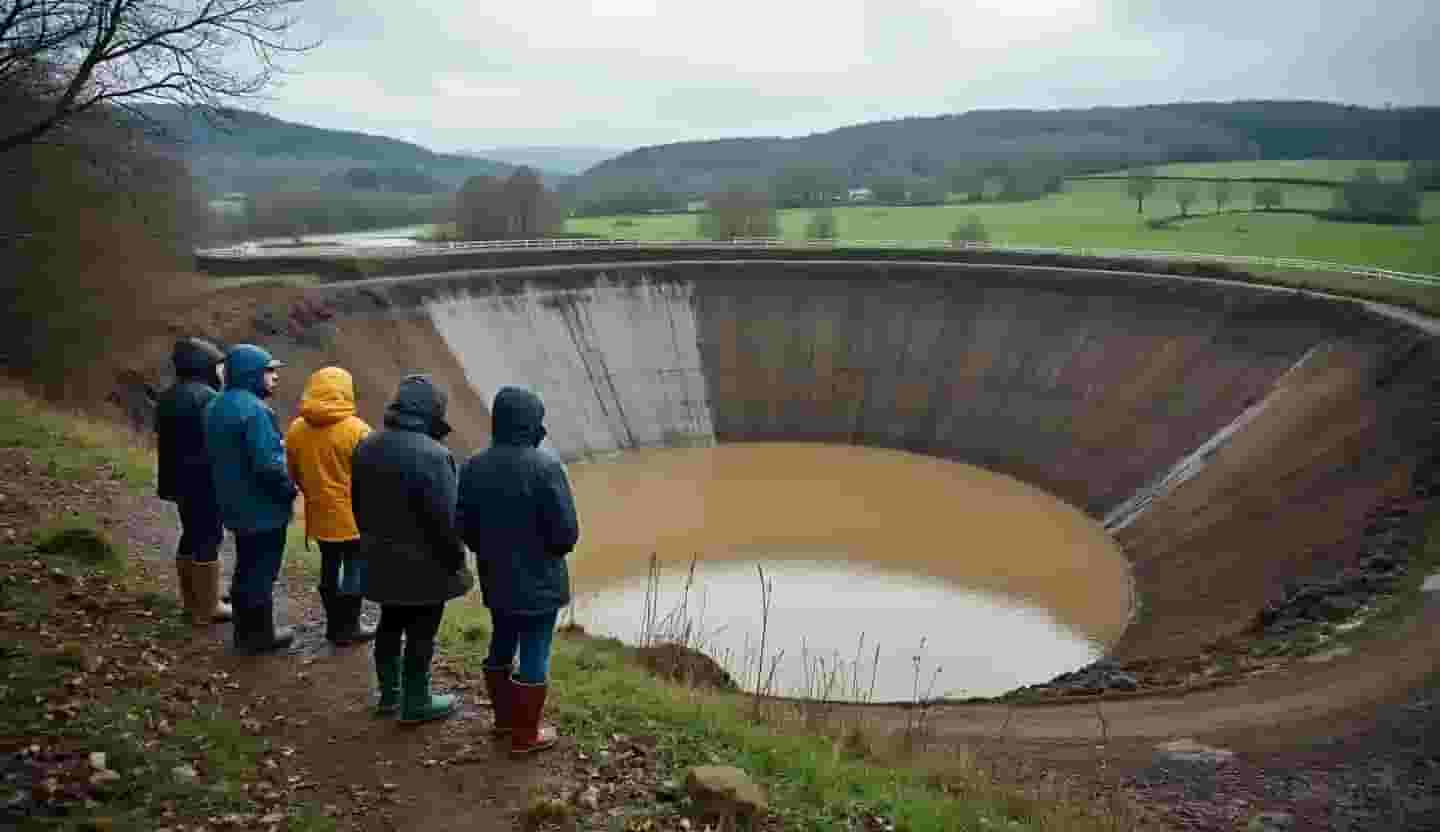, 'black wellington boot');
319,587,339,642
236,602,294,654
332,596,376,646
